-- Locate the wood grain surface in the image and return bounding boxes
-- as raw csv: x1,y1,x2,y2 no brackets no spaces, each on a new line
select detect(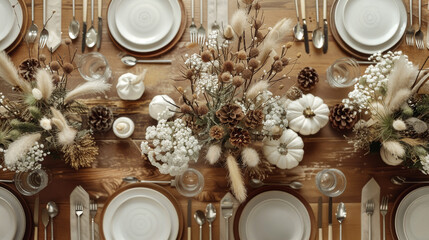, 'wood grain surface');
1,0,429,239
